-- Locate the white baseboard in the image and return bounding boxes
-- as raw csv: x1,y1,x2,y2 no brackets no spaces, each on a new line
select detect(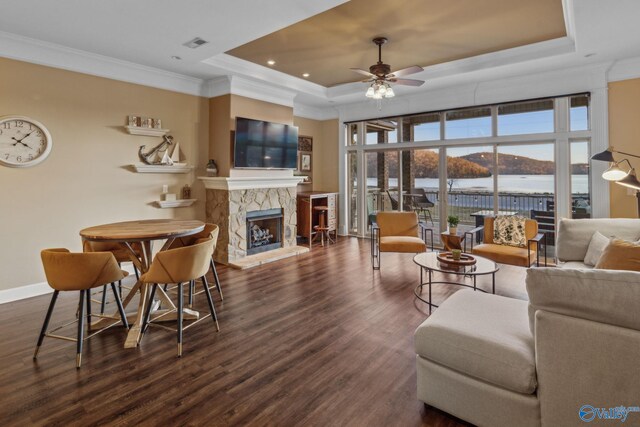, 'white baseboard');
0,282,52,304
0,265,137,304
